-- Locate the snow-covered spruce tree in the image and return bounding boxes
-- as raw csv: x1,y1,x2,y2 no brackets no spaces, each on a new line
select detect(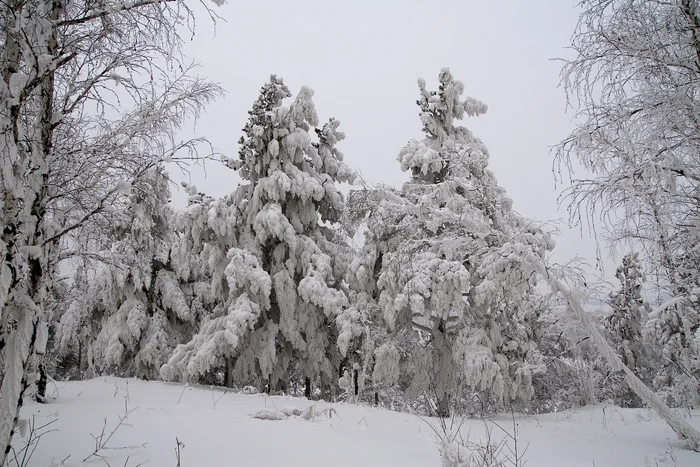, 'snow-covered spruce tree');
167,183,223,344
0,1,224,460
53,263,93,381
157,182,245,387
162,76,356,394
348,69,553,417
340,246,391,403
602,252,650,406
606,253,647,370
56,167,197,380
645,221,700,407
